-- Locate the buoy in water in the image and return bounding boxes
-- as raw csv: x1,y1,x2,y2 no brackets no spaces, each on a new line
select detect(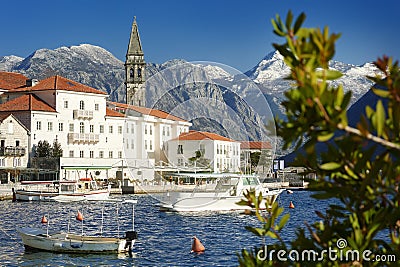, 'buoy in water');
41,215,48,224
76,211,84,221
191,236,205,253
289,201,295,209
287,189,293,194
